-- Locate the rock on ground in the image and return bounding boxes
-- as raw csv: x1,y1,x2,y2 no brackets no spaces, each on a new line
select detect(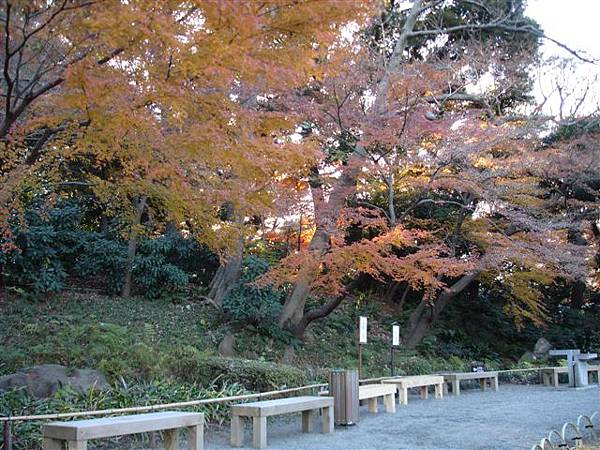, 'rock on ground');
0,364,109,398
